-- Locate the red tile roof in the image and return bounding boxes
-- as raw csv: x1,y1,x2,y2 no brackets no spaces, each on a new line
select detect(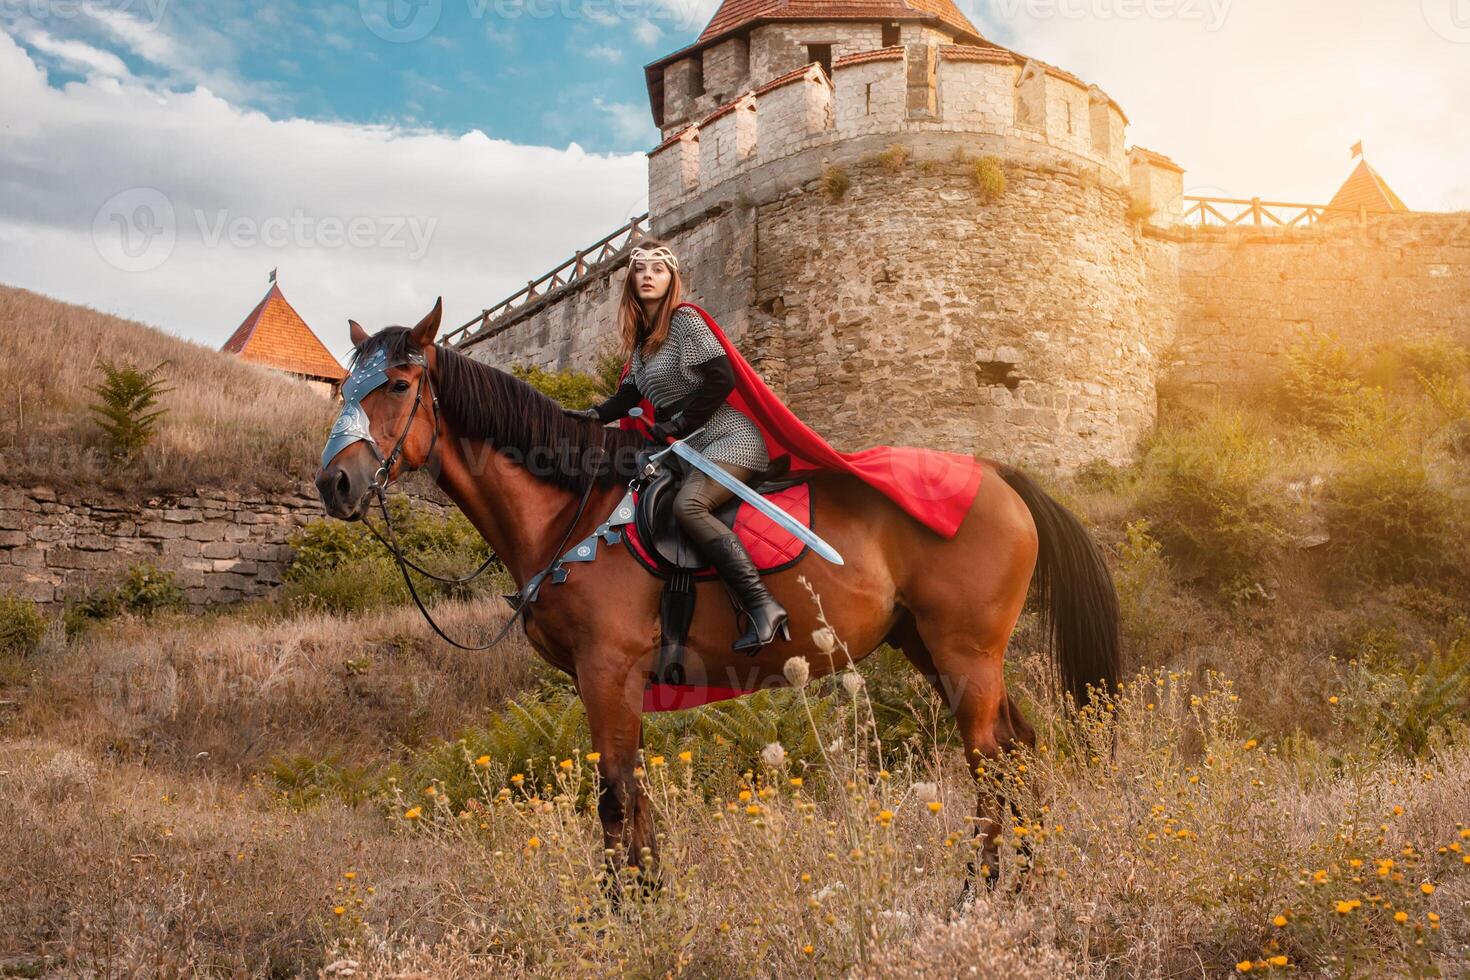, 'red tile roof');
833,45,905,68
697,0,981,44
936,43,1014,65
1327,159,1407,213
221,284,347,383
